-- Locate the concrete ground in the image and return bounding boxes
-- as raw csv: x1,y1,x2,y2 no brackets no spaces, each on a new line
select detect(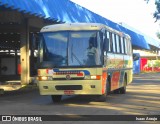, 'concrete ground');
0,73,159,124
